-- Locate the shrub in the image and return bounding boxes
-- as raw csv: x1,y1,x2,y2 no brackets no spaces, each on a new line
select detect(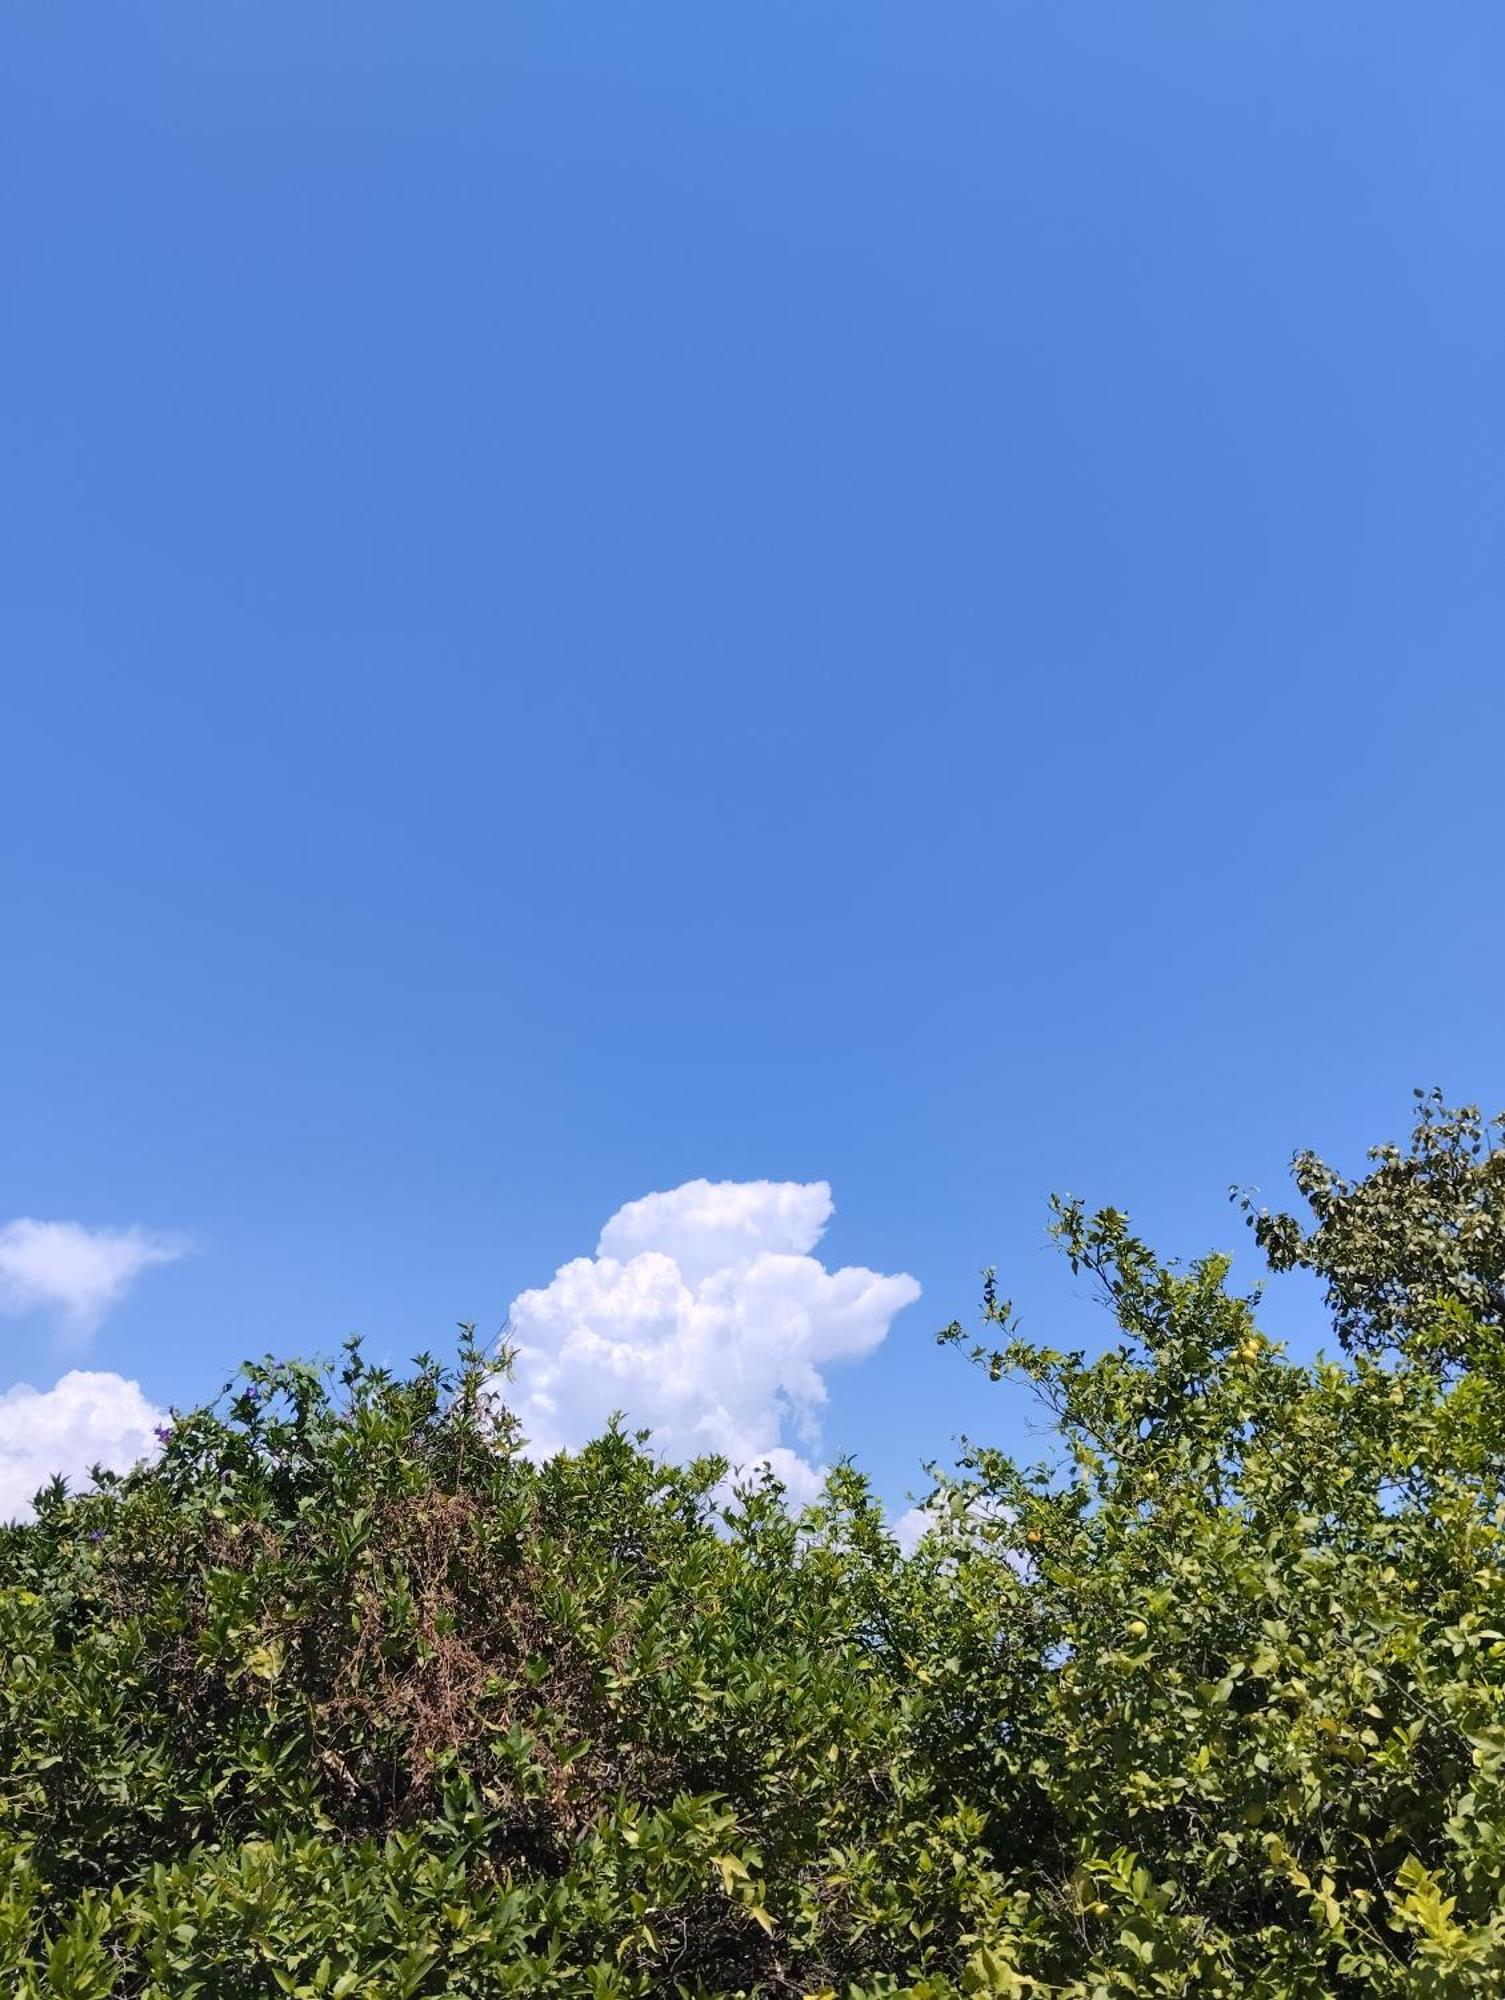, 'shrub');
4,1101,1505,1995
